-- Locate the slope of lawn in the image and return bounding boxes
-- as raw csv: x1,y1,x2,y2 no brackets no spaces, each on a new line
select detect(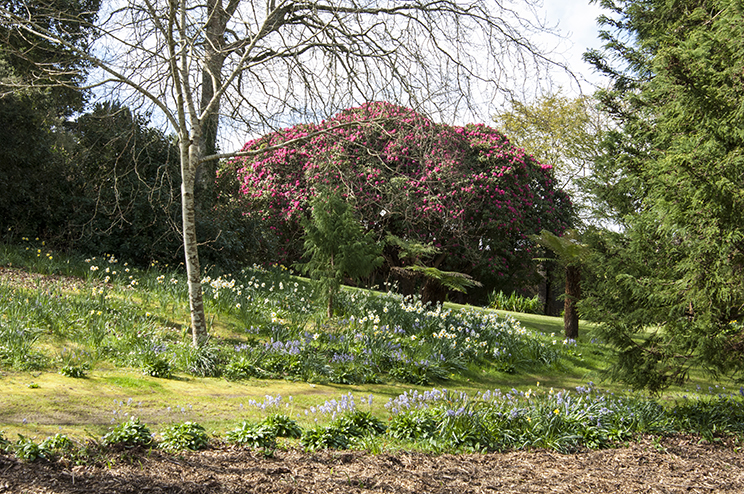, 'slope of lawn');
1,240,743,457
